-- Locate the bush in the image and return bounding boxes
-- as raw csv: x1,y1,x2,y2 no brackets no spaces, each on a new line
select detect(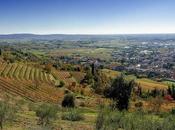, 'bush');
0,101,16,130
171,108,175,115
28,102,37,111
61,109,84,121
35,103,58,126
95,106,175,130
62,94,75,108
58,81,65,88
96,107,124,130
96,111,105,130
